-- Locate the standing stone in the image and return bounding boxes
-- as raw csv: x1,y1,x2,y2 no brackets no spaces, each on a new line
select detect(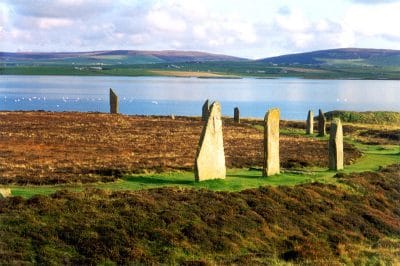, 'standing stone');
109,88,118,114
234,107,240,123
306,110,314,134
329,118,344,170
318,109,326,136
195,102,226,181
201,99,210,121
0,188,11,198
263,108,280,176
